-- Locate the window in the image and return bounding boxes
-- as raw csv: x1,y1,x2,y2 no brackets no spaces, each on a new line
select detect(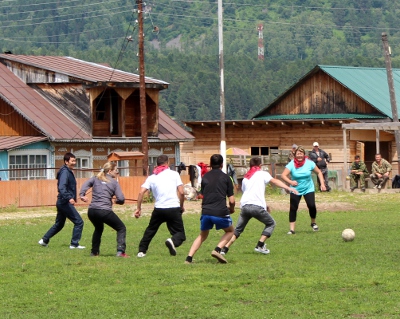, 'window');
251,146,279,156
117,160,129,177
9,153,48,180
76,157,90,178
